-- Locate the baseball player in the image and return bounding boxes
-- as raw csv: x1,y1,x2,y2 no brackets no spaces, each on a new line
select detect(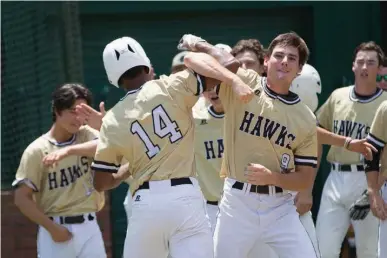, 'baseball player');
182,32,319,258
377,57,387,91
90,36,252,258
13,83,106,258
365,100,387,258
231,38,266,75
316,41,386,258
